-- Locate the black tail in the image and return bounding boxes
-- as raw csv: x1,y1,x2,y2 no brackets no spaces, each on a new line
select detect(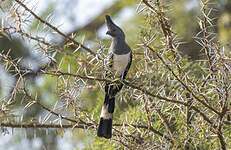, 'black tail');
97,96,115,139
